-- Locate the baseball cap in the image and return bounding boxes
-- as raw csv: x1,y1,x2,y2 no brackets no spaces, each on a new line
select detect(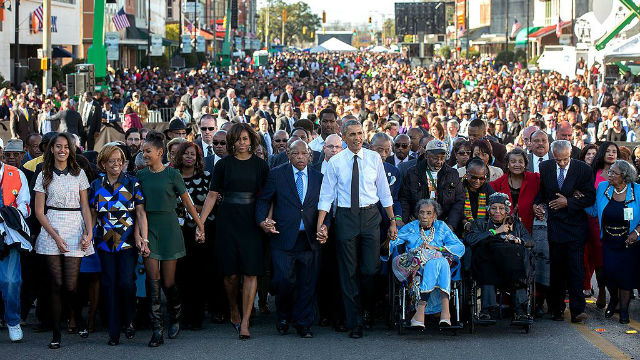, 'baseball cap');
425,139,447,154
4,139,23,152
